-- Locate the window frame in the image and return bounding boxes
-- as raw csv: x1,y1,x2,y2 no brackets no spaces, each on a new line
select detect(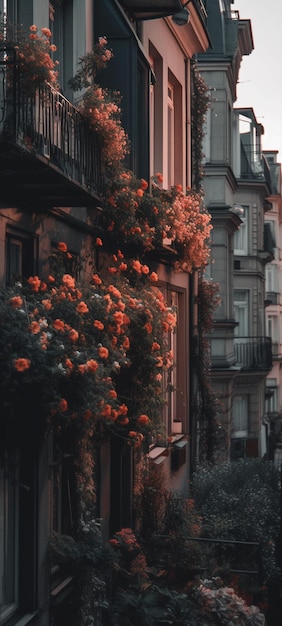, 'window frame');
234,205,249,255
0,451,19,623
